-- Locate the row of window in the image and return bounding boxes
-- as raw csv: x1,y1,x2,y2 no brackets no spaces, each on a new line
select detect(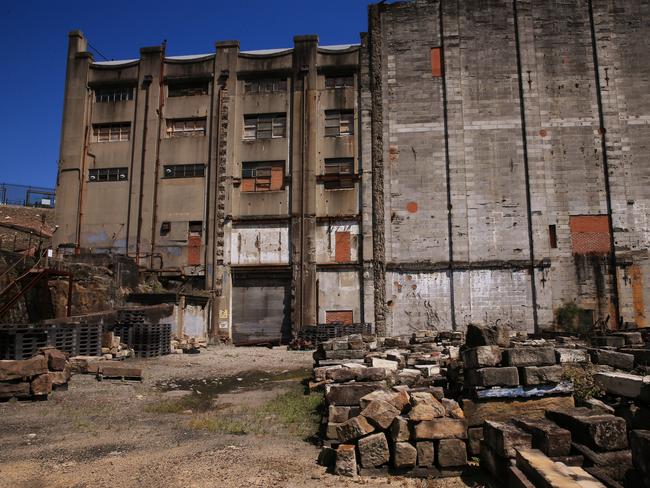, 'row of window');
91,110,354,143
94,76,354,103
86,158,355,190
